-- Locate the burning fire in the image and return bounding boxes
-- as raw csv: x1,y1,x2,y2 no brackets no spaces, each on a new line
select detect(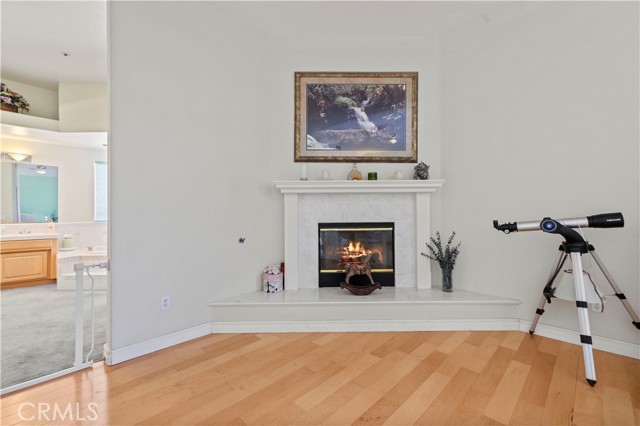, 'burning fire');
338,241,383,263
339,241,369,259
